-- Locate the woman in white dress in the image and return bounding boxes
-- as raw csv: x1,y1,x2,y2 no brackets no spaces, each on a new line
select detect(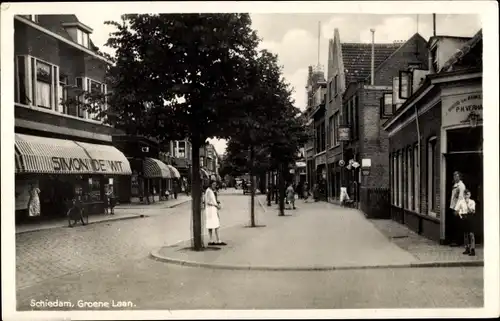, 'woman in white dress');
205,181,226,246
28,183,41,217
